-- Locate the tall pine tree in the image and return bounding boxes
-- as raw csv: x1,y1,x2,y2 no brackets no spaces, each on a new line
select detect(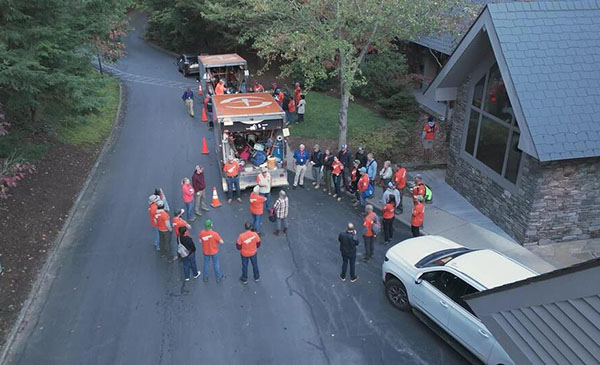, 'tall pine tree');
0,0,130,129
